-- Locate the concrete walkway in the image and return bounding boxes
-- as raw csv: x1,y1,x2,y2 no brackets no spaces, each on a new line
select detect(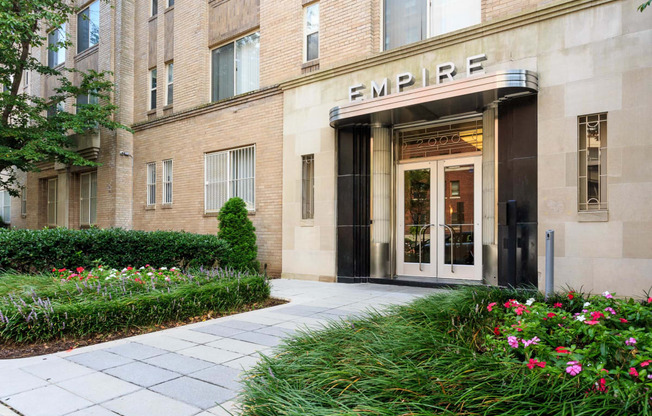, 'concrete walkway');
0,280,442,416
